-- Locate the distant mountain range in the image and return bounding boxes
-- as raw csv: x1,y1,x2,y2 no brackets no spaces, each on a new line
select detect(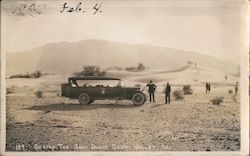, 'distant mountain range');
6,39,238,75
